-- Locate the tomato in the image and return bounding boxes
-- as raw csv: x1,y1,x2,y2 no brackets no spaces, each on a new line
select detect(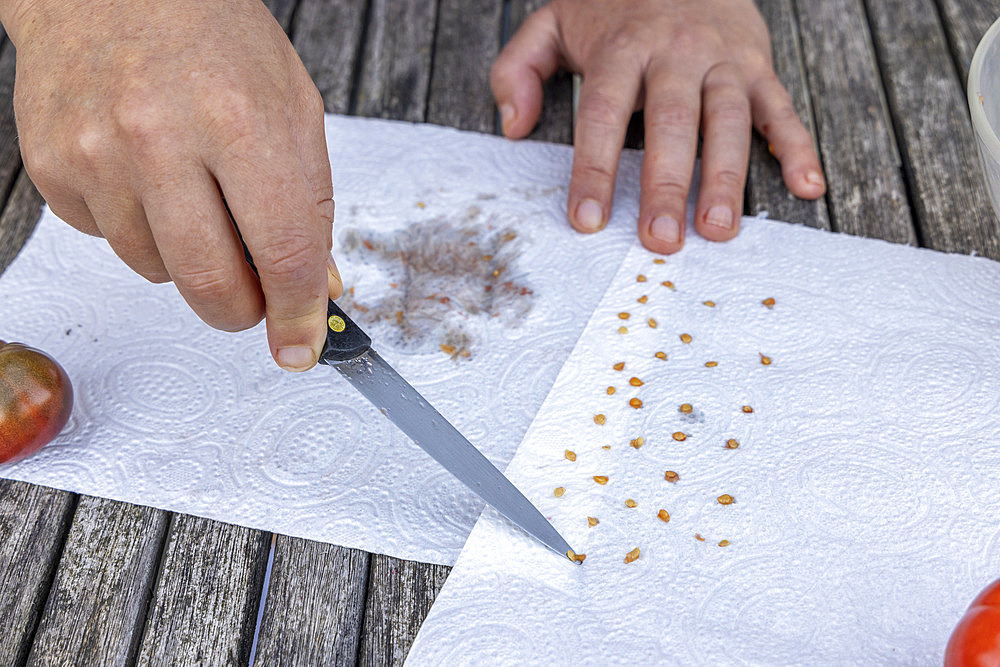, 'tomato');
946,578,1000,667
0,340,73,463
